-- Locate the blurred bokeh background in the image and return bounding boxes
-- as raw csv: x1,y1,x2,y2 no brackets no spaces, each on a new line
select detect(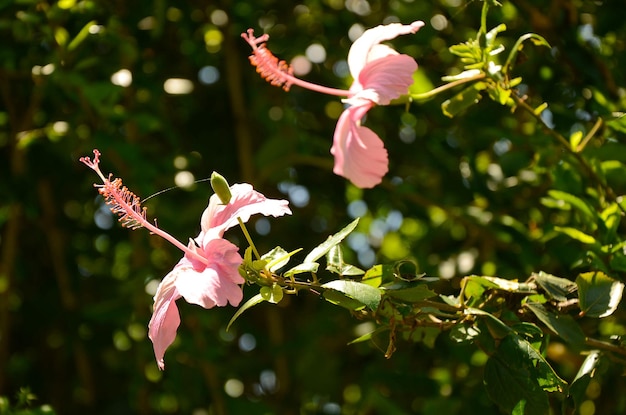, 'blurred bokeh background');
1,0,625,413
